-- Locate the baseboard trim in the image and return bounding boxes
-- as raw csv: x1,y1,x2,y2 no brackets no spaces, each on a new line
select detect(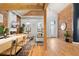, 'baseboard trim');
72,42,79,44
